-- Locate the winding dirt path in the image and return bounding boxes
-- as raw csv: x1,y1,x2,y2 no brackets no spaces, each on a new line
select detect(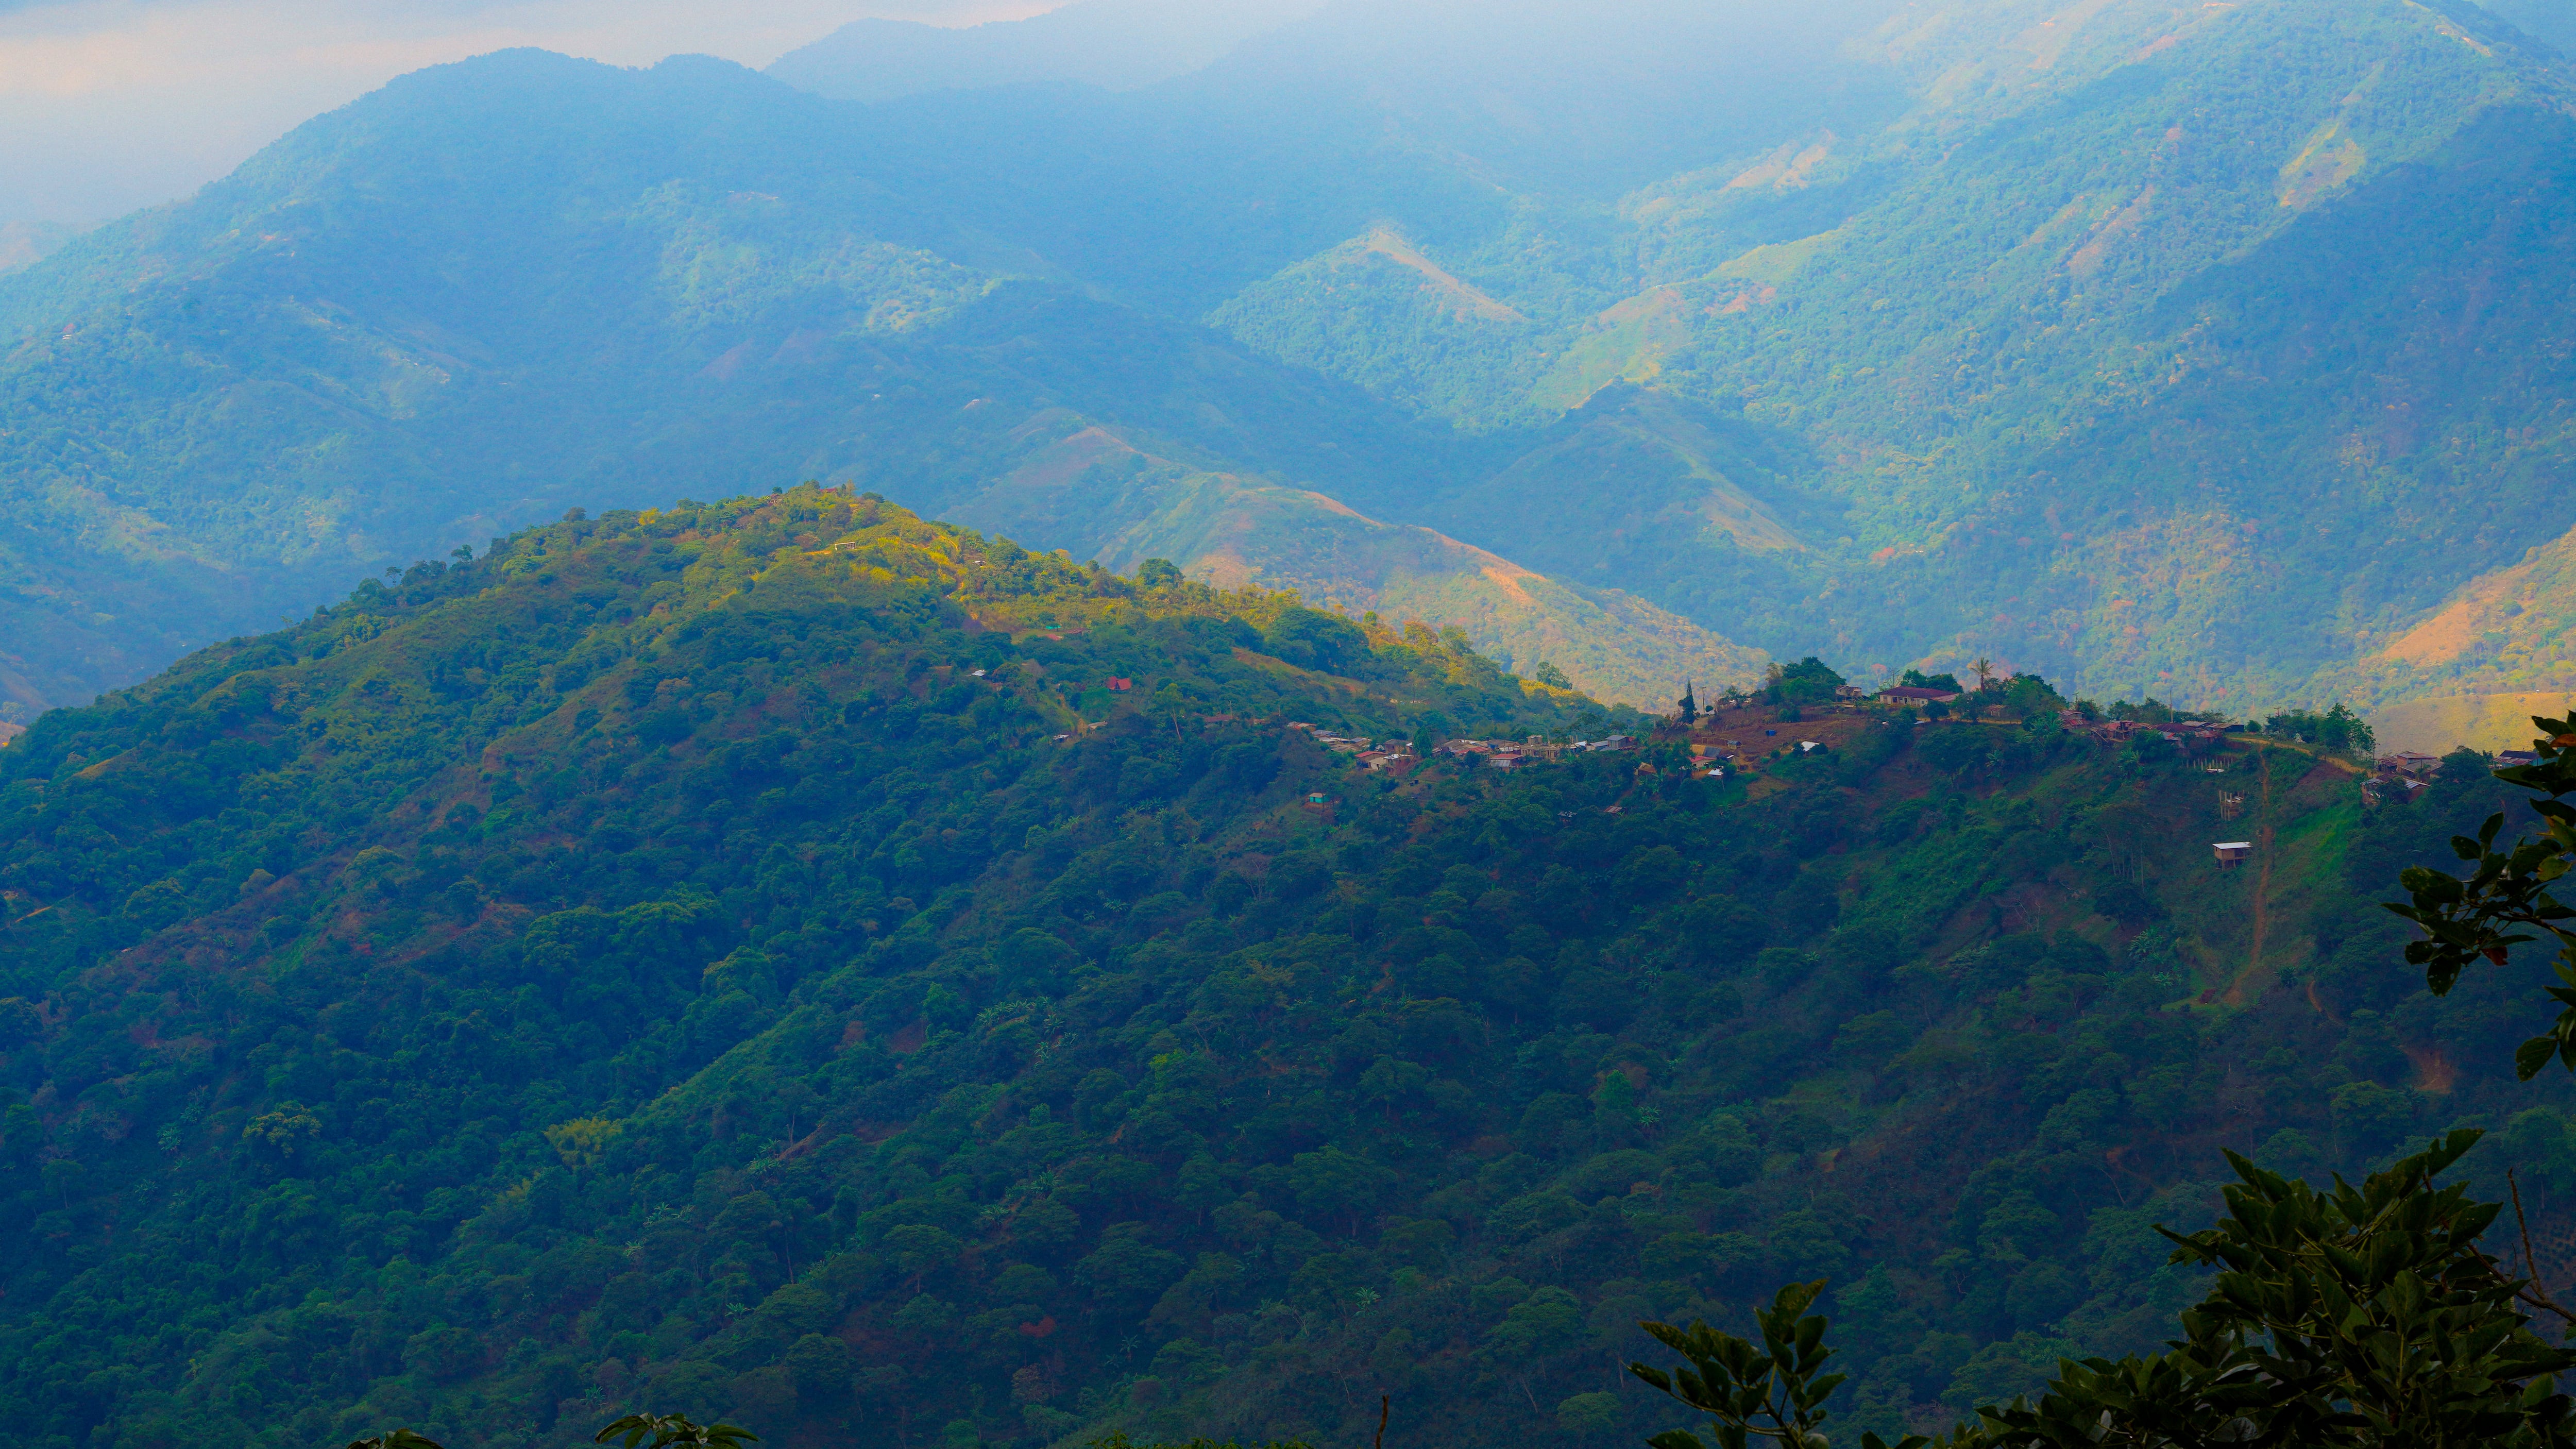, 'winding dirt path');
2230,750,2277,1006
